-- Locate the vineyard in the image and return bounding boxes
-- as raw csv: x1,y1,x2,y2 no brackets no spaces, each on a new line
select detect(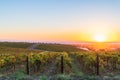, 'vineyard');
0,42,33,49
0,42,120,80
